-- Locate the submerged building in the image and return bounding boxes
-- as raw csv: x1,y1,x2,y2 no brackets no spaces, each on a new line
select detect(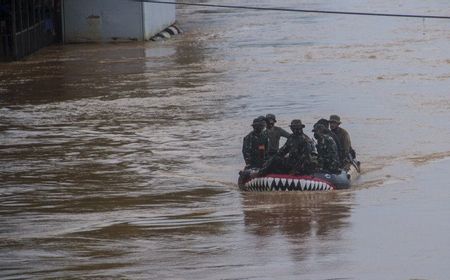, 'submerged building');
63,0,175,43
0,0,176,61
